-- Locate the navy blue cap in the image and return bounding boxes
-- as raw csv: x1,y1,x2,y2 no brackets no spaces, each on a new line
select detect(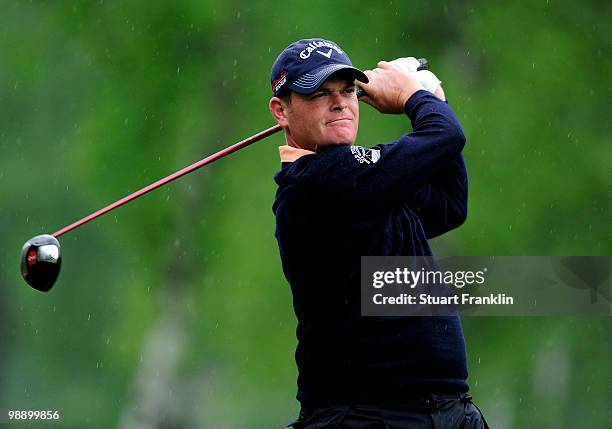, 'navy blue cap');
270,38,368,97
